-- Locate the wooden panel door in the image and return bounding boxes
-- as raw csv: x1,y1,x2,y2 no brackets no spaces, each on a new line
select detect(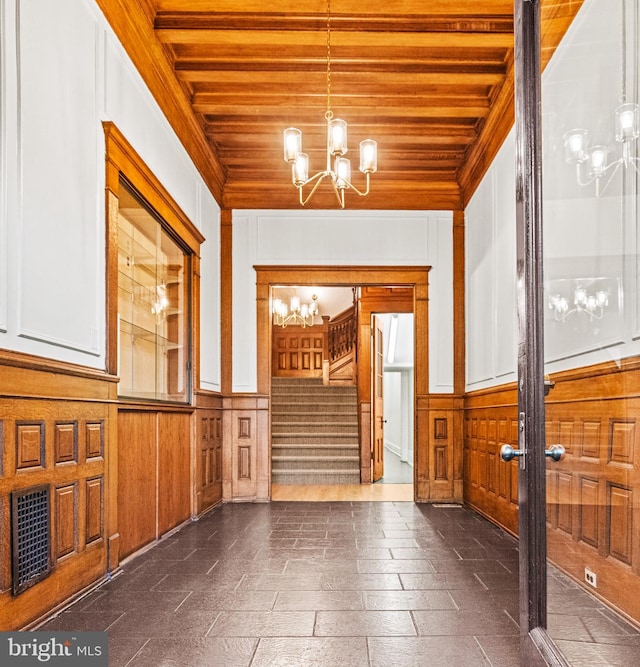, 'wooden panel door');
158,412,191,535
372,316,385,482
117,411,157,558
